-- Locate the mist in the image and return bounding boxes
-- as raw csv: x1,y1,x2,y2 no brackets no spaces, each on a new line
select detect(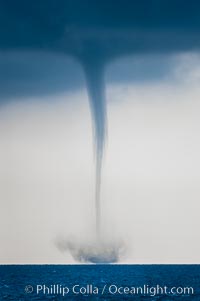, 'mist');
1,53,200,263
